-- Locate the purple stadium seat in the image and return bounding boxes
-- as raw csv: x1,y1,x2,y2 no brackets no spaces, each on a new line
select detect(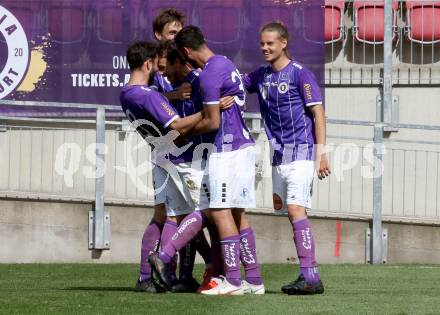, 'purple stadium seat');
353,0,398,44
0,1,42,41
260,0,294,29
405,1,440,44
90,0,141,64
44,0,90,63
197,0,244,59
